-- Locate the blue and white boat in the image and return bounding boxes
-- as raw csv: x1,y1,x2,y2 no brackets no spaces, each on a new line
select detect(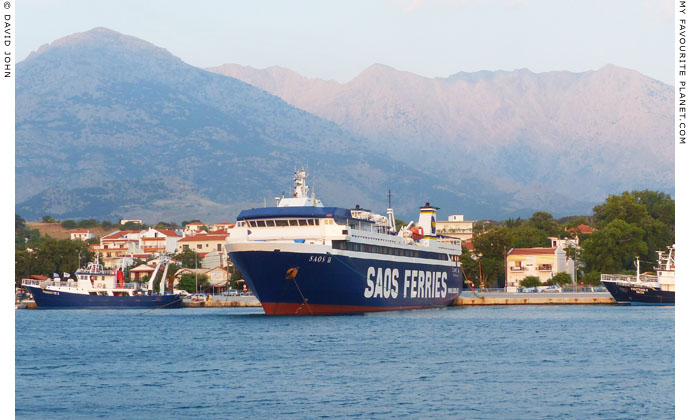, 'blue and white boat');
225,168,464,315
601,245,675,305
21,255,182,309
